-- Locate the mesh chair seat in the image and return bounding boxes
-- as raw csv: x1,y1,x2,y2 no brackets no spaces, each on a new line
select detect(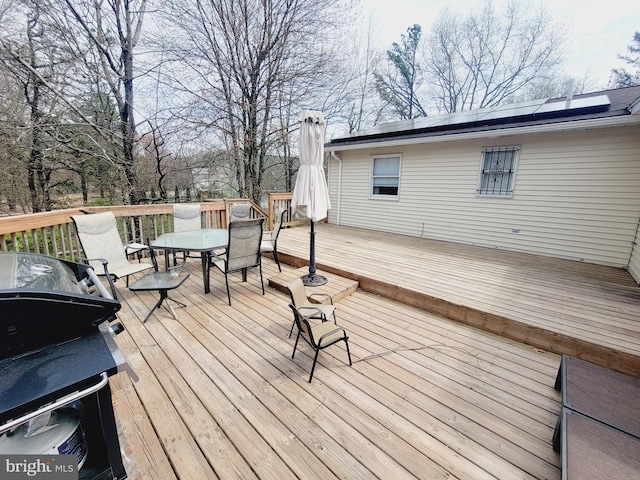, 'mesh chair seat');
229,203,251,223
210,218,264,305
173,204,203,264
72,212,154,288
